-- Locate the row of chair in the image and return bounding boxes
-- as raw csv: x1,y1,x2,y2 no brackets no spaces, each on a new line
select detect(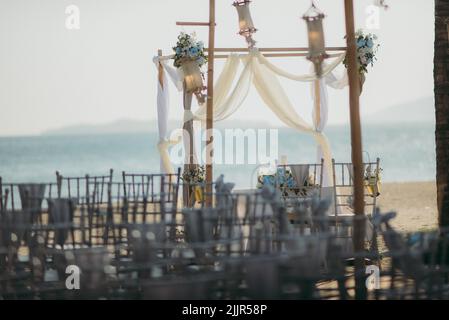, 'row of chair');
2,199,448,299
4,162,446,300
0,169,366,299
